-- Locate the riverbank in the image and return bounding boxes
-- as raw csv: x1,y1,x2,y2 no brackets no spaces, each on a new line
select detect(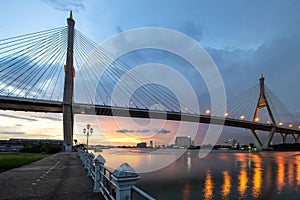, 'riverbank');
0,153,50,173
